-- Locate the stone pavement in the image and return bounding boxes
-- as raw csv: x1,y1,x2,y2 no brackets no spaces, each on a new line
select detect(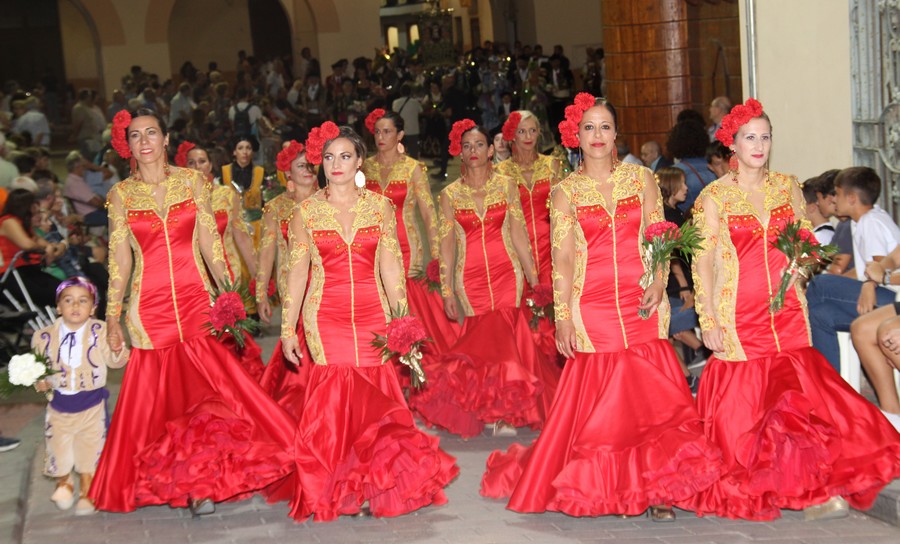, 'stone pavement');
1,324,897,544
